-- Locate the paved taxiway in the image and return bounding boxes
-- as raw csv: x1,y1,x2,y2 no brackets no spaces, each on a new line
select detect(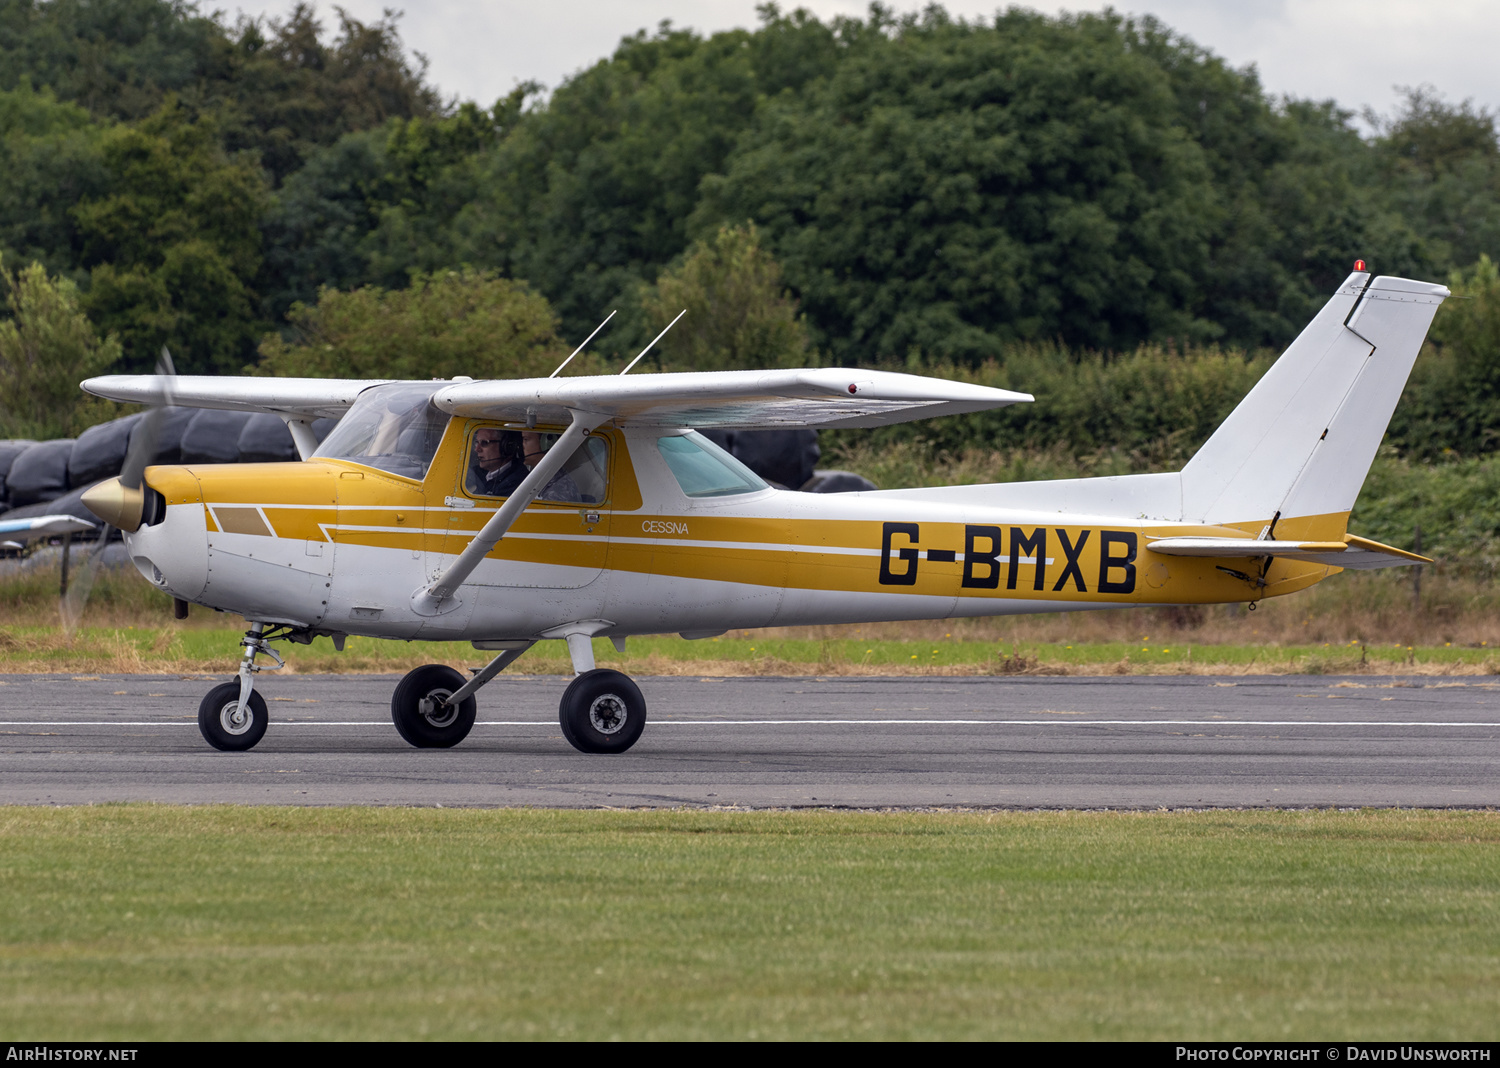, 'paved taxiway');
0,673,1495,807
